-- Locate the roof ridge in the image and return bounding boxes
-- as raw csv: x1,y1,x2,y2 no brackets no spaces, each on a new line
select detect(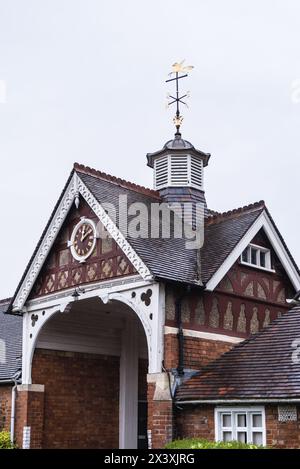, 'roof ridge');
0,297,11,305
74,162,160,199
206,200,265,225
